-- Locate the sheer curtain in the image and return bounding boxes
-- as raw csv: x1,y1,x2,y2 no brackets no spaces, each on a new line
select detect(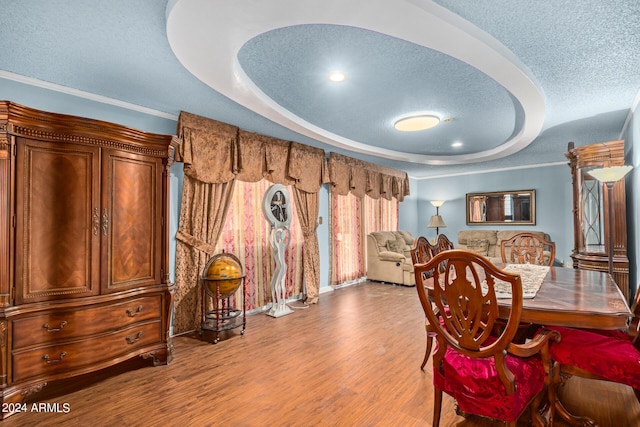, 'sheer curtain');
330,192,363,285
330,192,398,285
363,194,398,236
214,180,304,311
